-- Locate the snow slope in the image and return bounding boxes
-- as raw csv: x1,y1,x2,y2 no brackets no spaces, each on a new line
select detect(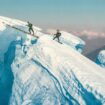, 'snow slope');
0,16,105,105
10,35,105,105
60,31,85,53
0,16,41,60
0,16,42,105
96,50,105,68
0,16,85,60
0,16,85,105
44,31,85,53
